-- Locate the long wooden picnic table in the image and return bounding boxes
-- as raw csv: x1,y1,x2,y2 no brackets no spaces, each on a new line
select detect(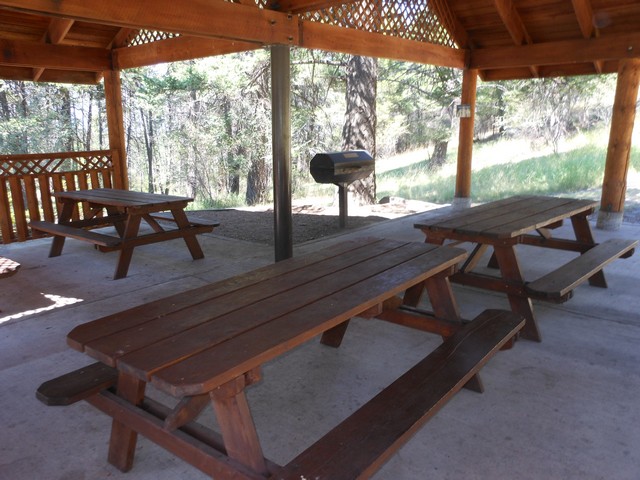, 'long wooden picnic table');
37,238,523,479
414,195,637,342
30,188,218,279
